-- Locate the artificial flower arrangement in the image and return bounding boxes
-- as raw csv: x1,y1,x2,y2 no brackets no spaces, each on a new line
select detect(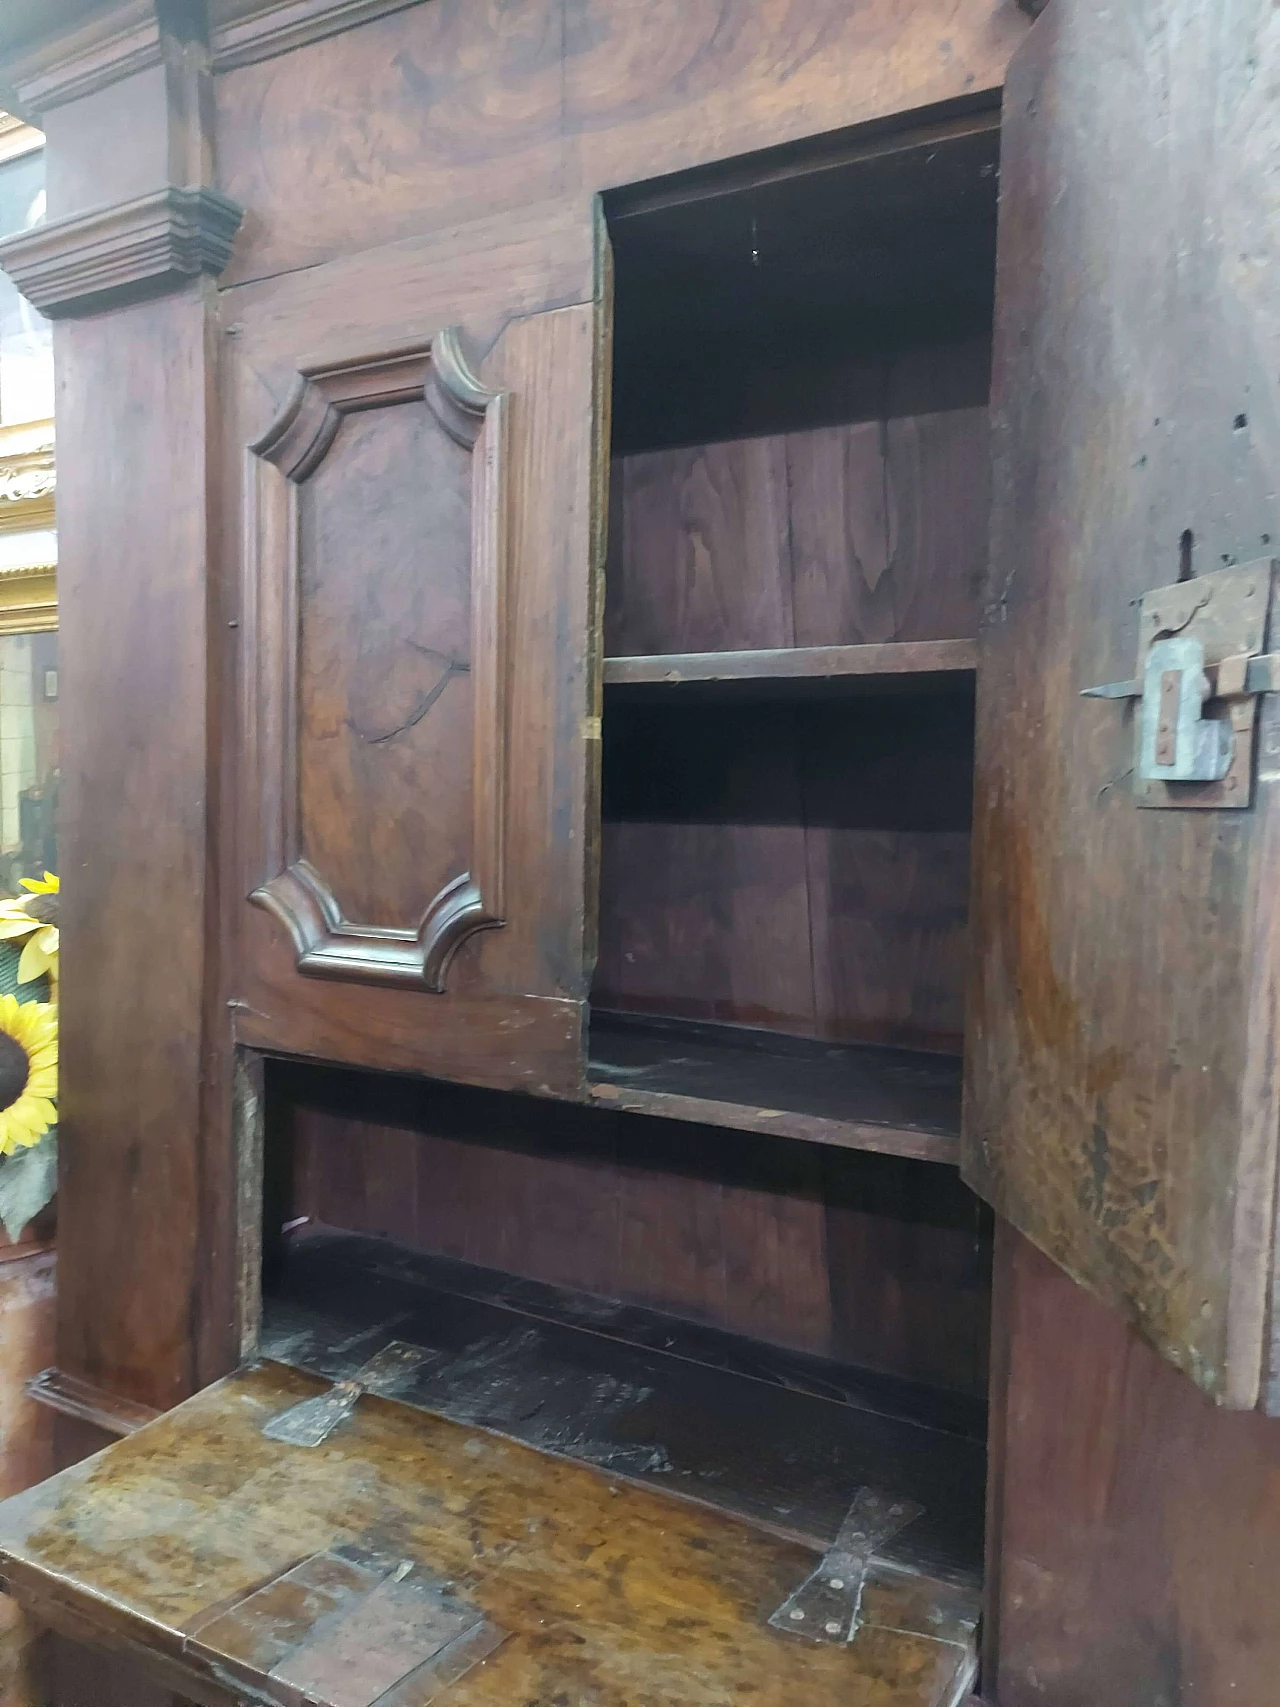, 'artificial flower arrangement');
0,873,58,1239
